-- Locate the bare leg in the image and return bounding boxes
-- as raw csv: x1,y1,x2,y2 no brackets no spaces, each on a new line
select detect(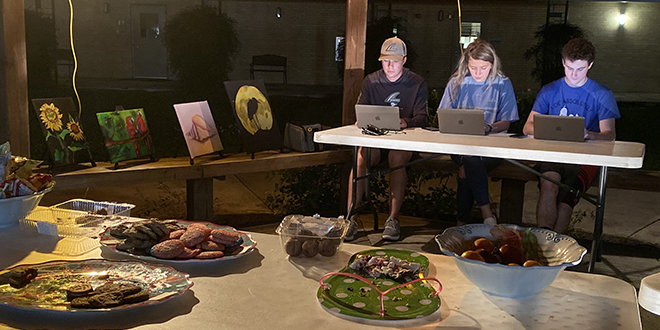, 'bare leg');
479,204,494,220
347,147,380,214
554,202,573,233
537,171,561,229
386,150,412,219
